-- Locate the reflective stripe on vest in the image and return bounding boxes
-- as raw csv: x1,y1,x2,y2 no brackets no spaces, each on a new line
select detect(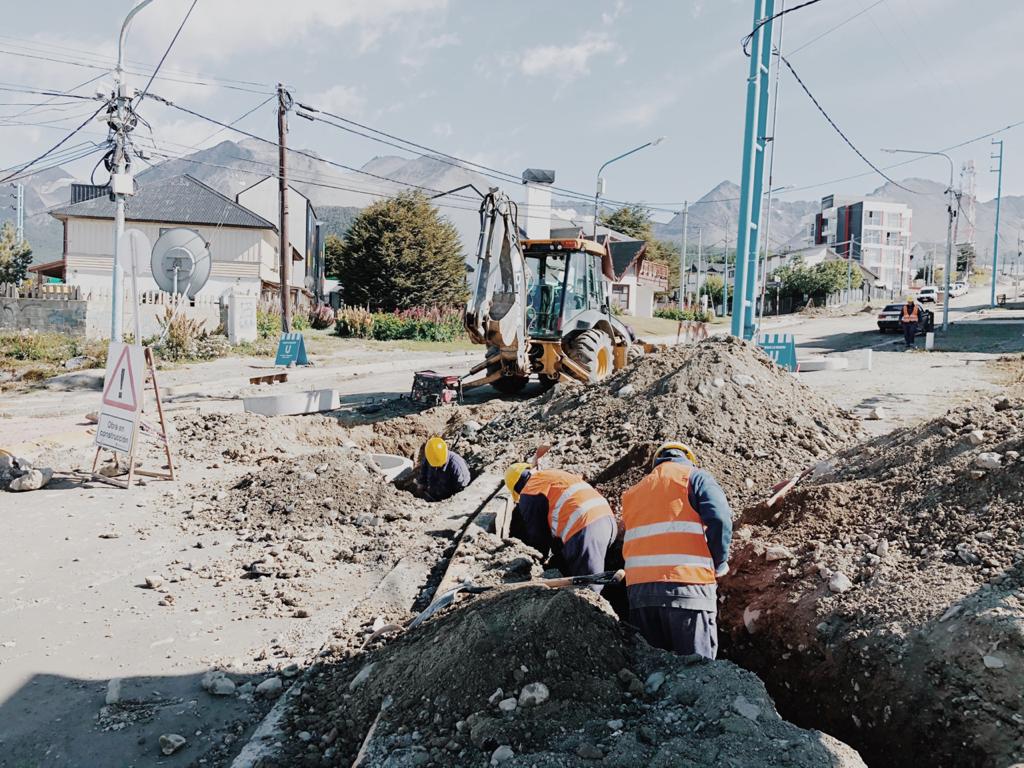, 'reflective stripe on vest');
901,305,919,322
621,462,716,586
521,470,613,543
